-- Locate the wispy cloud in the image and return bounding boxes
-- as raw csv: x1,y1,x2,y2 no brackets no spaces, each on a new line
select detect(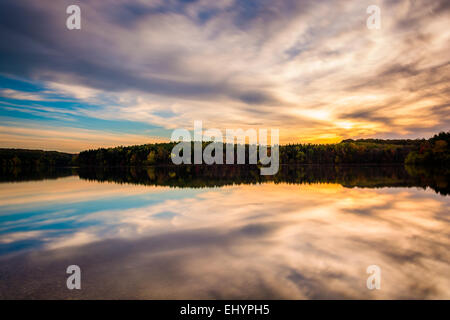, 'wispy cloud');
0,0,449,150
0,89,50,101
